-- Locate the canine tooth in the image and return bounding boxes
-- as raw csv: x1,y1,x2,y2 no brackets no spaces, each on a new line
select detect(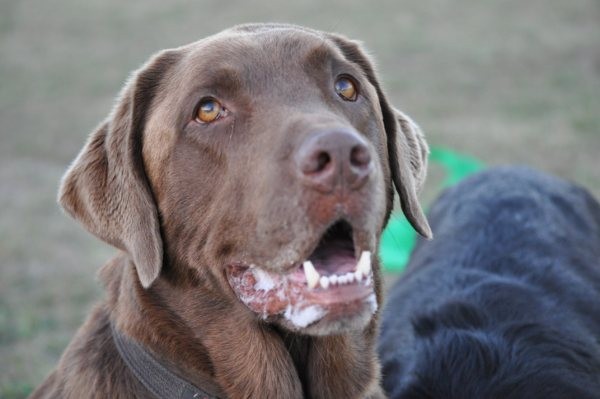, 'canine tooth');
356,251,372,276
303,261,320,289
319,276,330,289
329,275,339,285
